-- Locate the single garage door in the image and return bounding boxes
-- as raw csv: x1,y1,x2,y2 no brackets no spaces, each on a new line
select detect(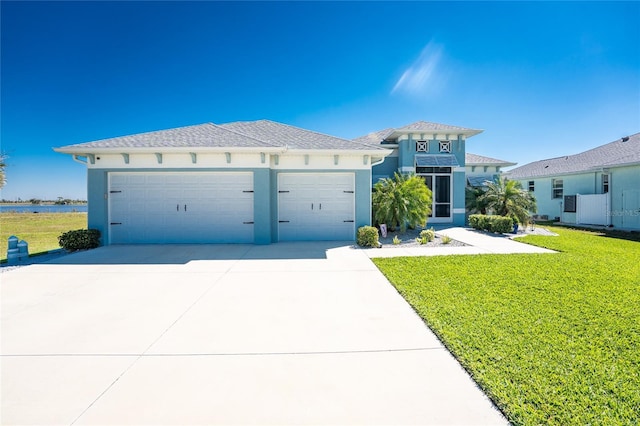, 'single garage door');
109,172,254,244
278,173,355,241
